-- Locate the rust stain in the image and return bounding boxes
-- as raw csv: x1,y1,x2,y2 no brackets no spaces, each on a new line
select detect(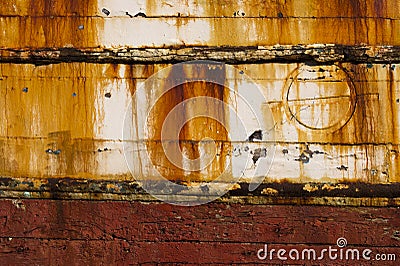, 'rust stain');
145,0,156,18
0,0,102,178
0,0,102,49
0,0,399,48
46,131,74,176
0,0,396,18
388,67,400,181
146,63,230,182
388,67,398,144
303,64,379,145
0,63,108,178
104,64,120,79
373,0,386,18
27,0,98,17
284,65,356,133
346,65,371,143
125,65,137,97
266,62,397,183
